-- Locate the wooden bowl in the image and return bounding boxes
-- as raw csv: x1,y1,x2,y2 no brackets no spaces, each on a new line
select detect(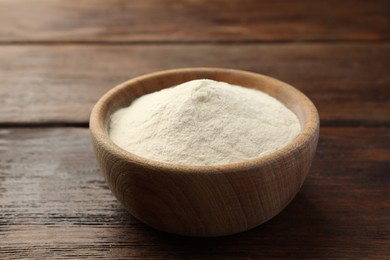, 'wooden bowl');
90,68,319,237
